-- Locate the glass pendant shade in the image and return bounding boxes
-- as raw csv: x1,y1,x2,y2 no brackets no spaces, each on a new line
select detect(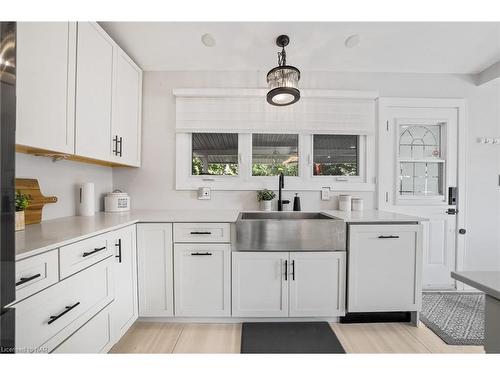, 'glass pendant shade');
266,65,300,106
